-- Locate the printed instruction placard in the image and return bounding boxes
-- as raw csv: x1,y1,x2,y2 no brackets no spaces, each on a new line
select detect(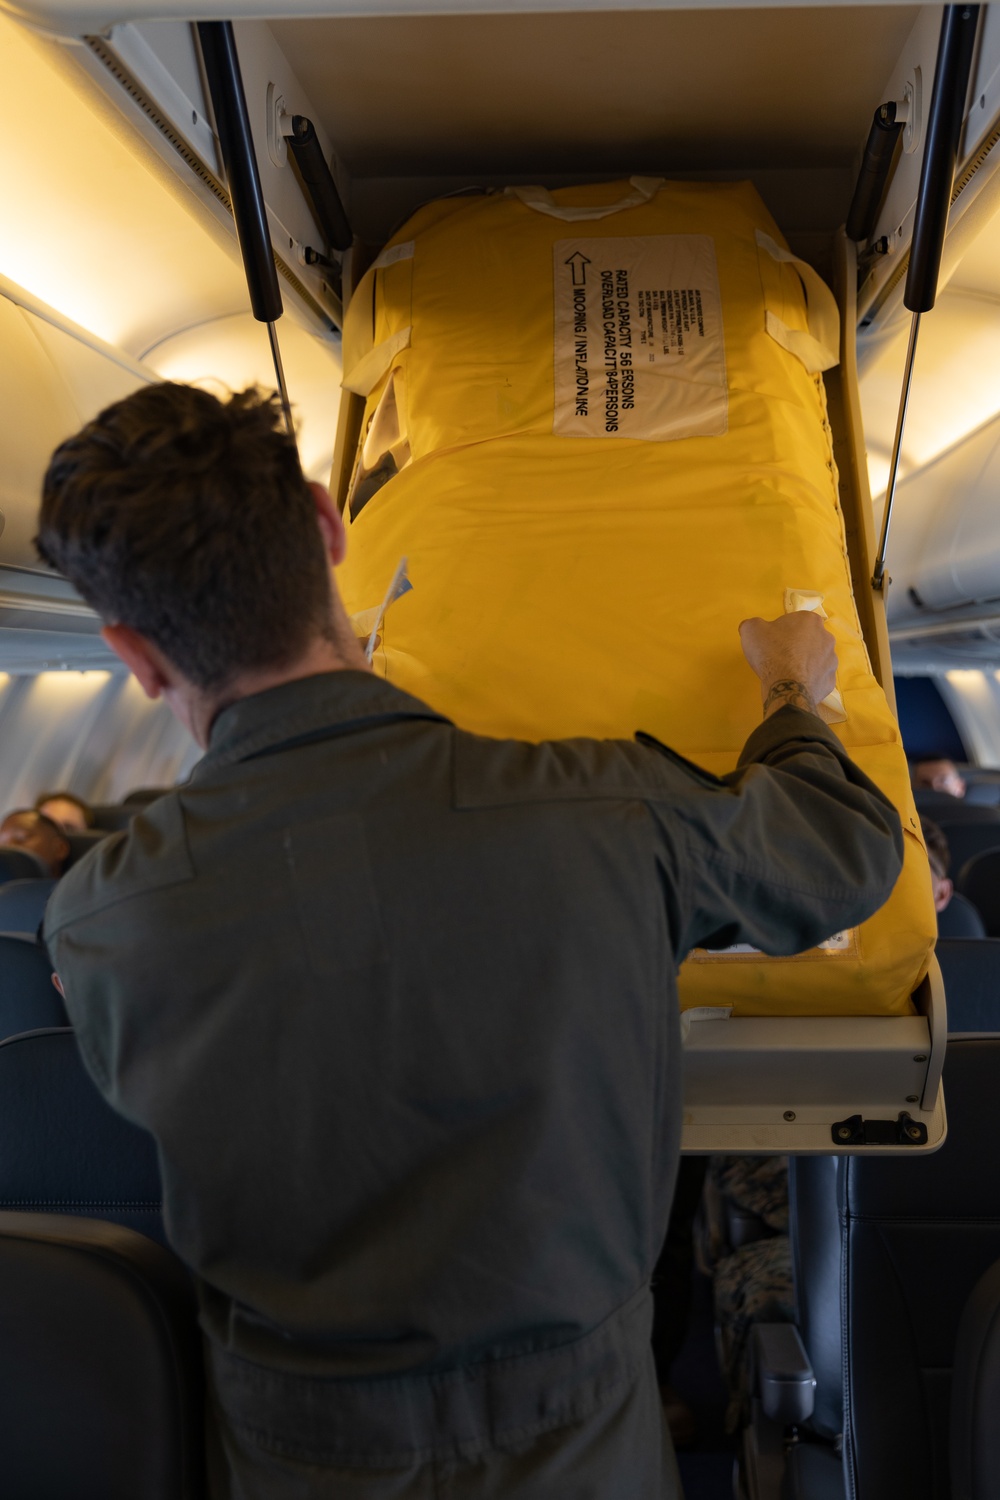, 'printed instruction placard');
553,235,727,441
